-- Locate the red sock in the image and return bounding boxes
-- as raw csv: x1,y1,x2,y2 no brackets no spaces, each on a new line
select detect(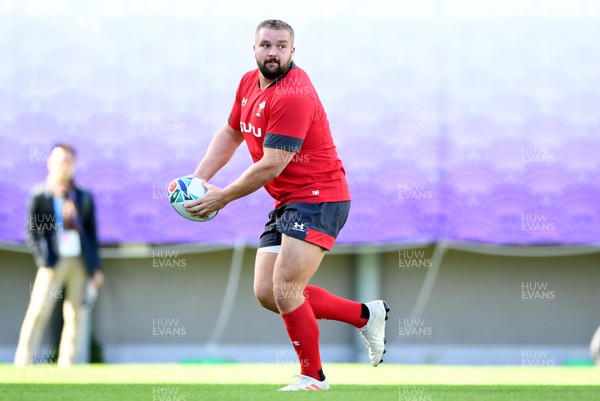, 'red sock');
280,300,323,381
305,285,368,329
